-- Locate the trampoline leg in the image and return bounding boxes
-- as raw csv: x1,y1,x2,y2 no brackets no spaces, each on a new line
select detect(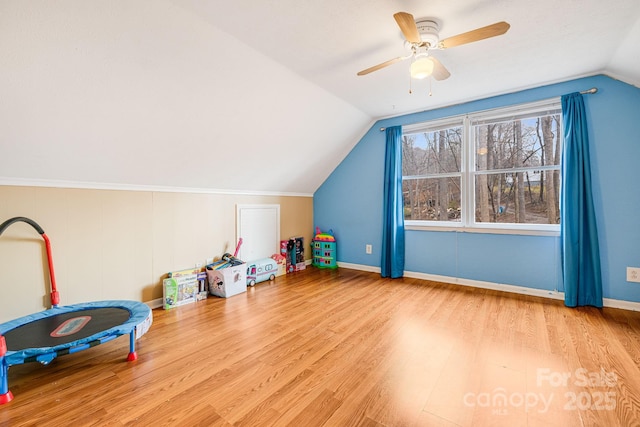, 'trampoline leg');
0,385,12,405
0,390,12,405
126,331,138,361
0,358,12,404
